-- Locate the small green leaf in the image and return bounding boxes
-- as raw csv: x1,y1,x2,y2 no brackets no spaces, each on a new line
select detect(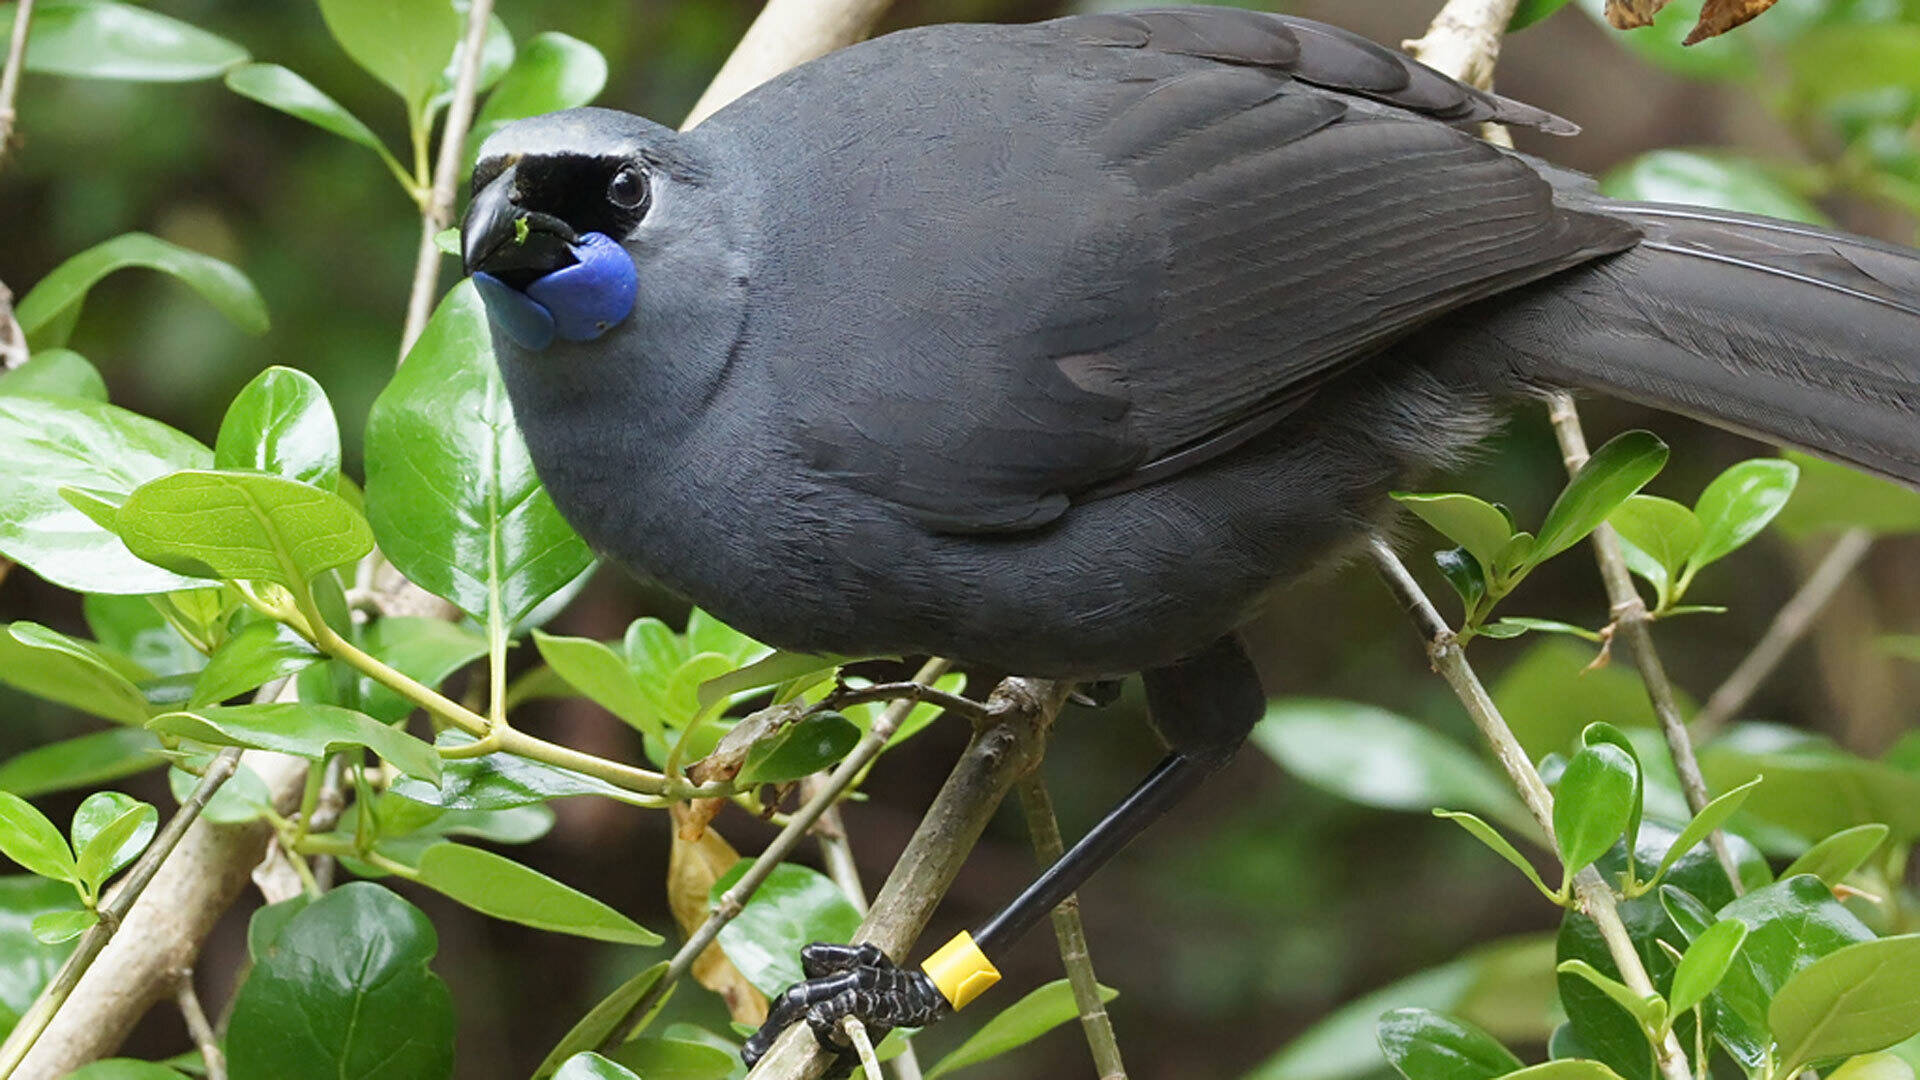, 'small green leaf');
411,842,661,945
1485,618,1603,642
191,621,320,706
713,861,862,998
1555,960,1666,1037
71,792,156,894
696,650,841,713
923,979,1119,1078
1580,724,1643,881
0,793,76,883
1771,935,1920,1077
116,470,373,590
1509,0,1574,29
215,366,341,491
1668,919,1747,1019
0,1,248,82
16,233,266,351
736,711,861,786
390,731,649,811
1435,547,1487,620
533,962,668,1078
1782,823,1891,886
0,622,152,724
1608,496,1700,608
0,728,164,798
468,32,608,155
1827,1052,1917,1080
1393,493,1516,574
29,908,96,944
1552,743,1637,877
603,1036,737,1080
1498,1062,1625,1080
1775,452,1920,539
1687,459,1798,573
314,0,461,114
1789,24,1920,106
1531,432,1669,566
533,631,660,738
1648,776,1760,885
224,63,388,153
0,350,105,400
553,1054,641,1080
150,703,440,782
1433,811,1557,902
1375,1007,1523,1080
